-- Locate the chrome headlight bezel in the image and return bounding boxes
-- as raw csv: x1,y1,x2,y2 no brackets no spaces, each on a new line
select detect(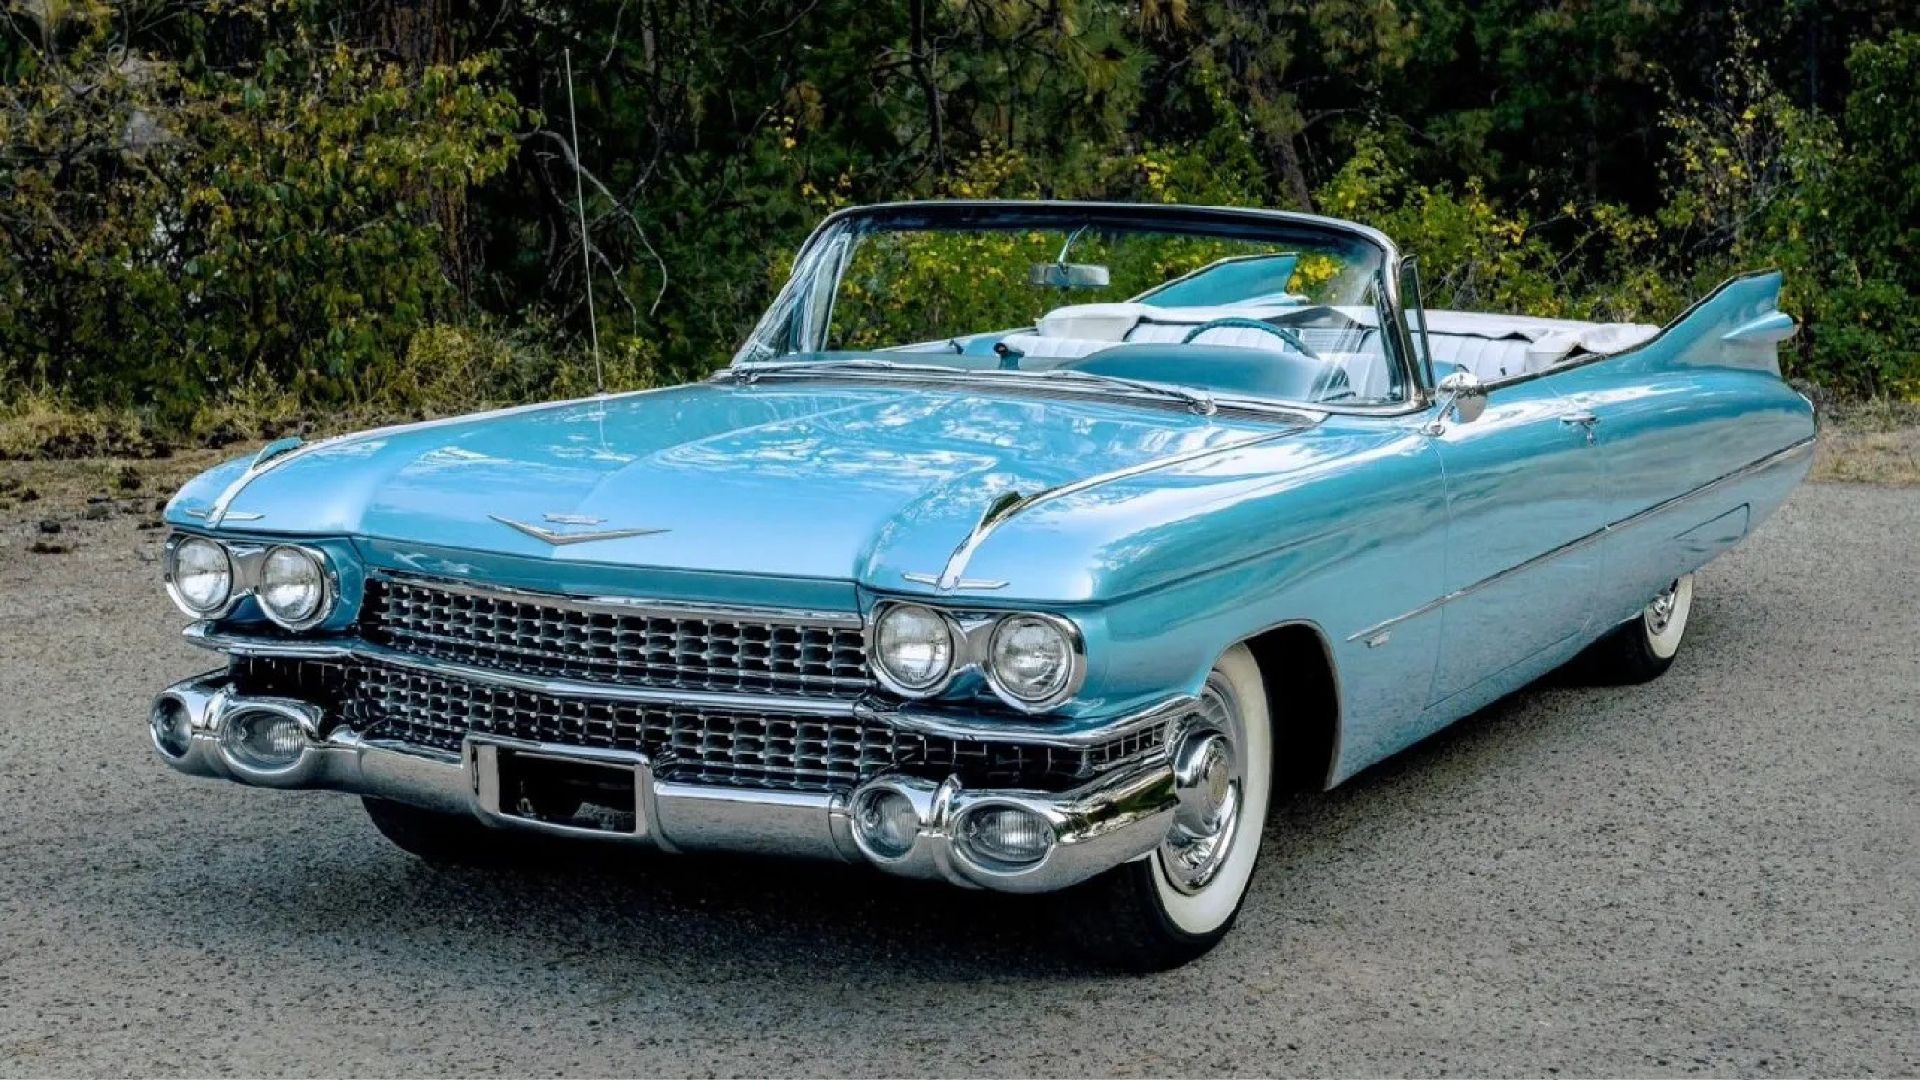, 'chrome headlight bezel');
982,611,1086,713
256,544,336,630
163,534,236,618
866,601,961,698
161,533,338,630
866,601,1087,713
